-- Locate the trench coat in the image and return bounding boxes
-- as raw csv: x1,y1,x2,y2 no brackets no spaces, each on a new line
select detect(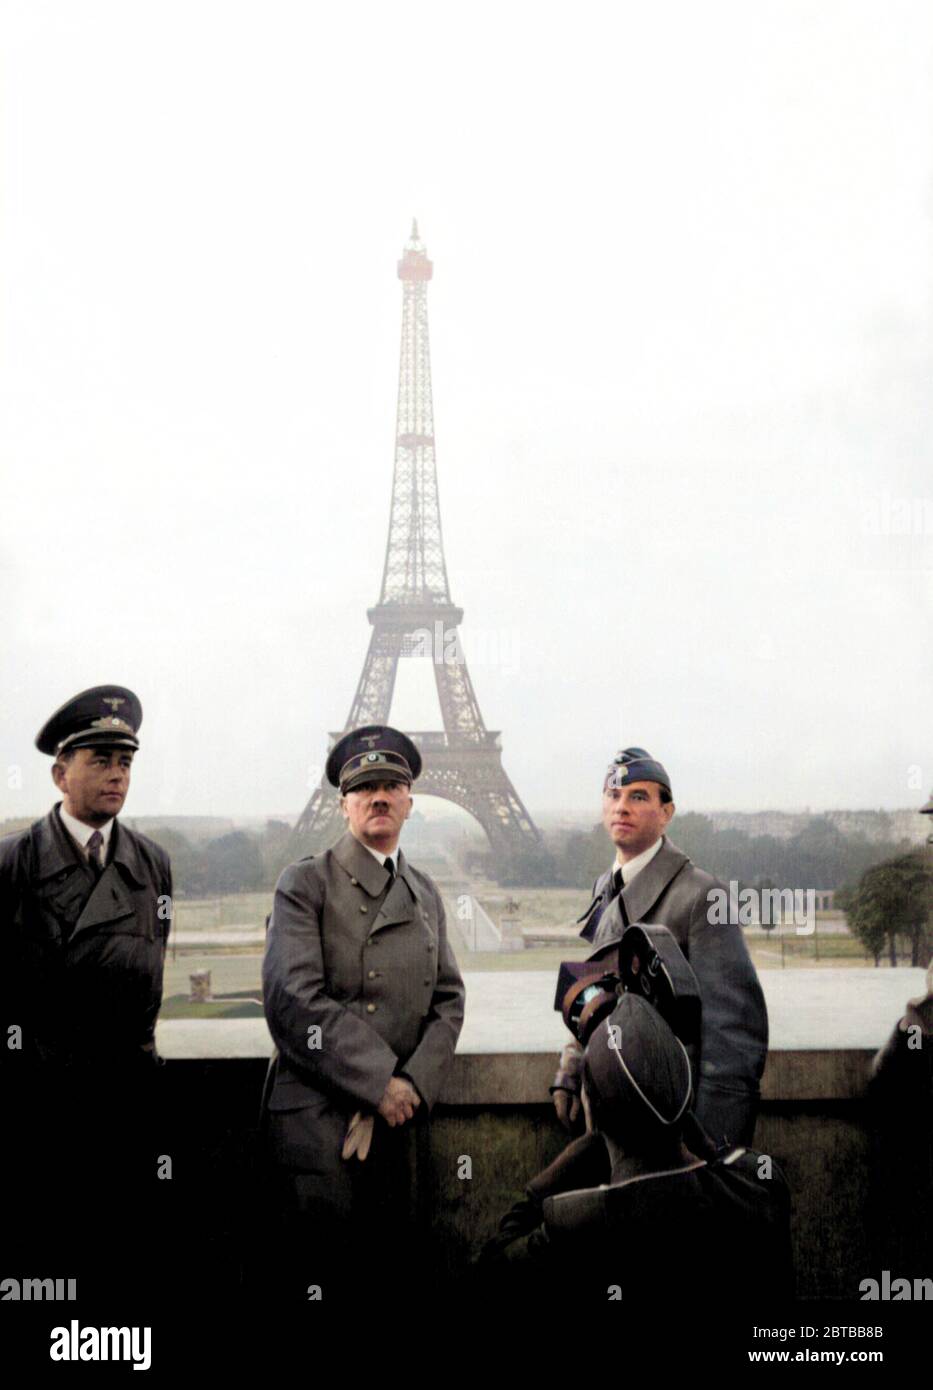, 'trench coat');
261,830,465,1211
0,804,172,1292
0,804,172,1066
569,836,768,1145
